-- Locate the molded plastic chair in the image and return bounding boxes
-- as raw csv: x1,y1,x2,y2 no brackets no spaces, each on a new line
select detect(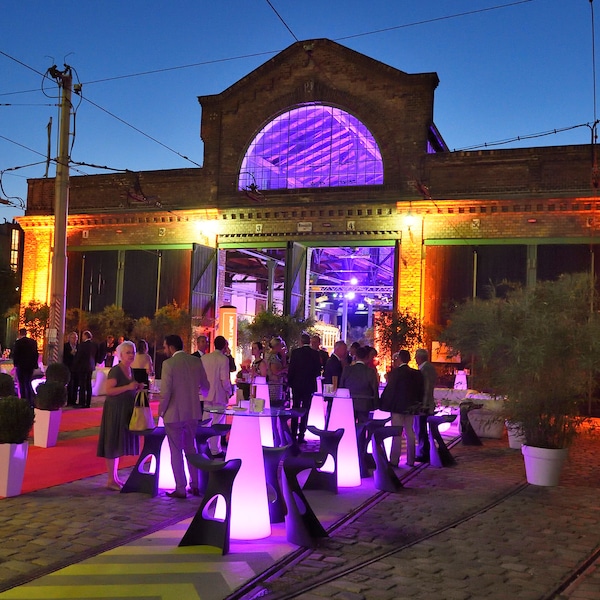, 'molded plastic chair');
302,426,344,494
358,417,391,477
459,402,483,446
428,414,458,467
263,444,291,523
195,425,218,493
372,426,404,493
282,454,328,548
121,426,166,497
178,455,242,555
